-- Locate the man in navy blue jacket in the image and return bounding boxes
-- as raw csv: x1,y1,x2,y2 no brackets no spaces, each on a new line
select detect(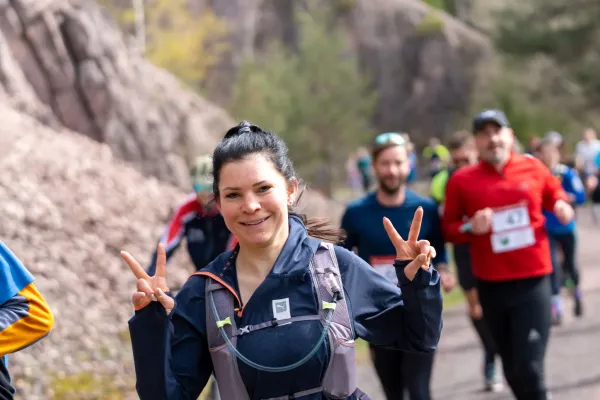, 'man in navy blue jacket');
341,132,454,400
